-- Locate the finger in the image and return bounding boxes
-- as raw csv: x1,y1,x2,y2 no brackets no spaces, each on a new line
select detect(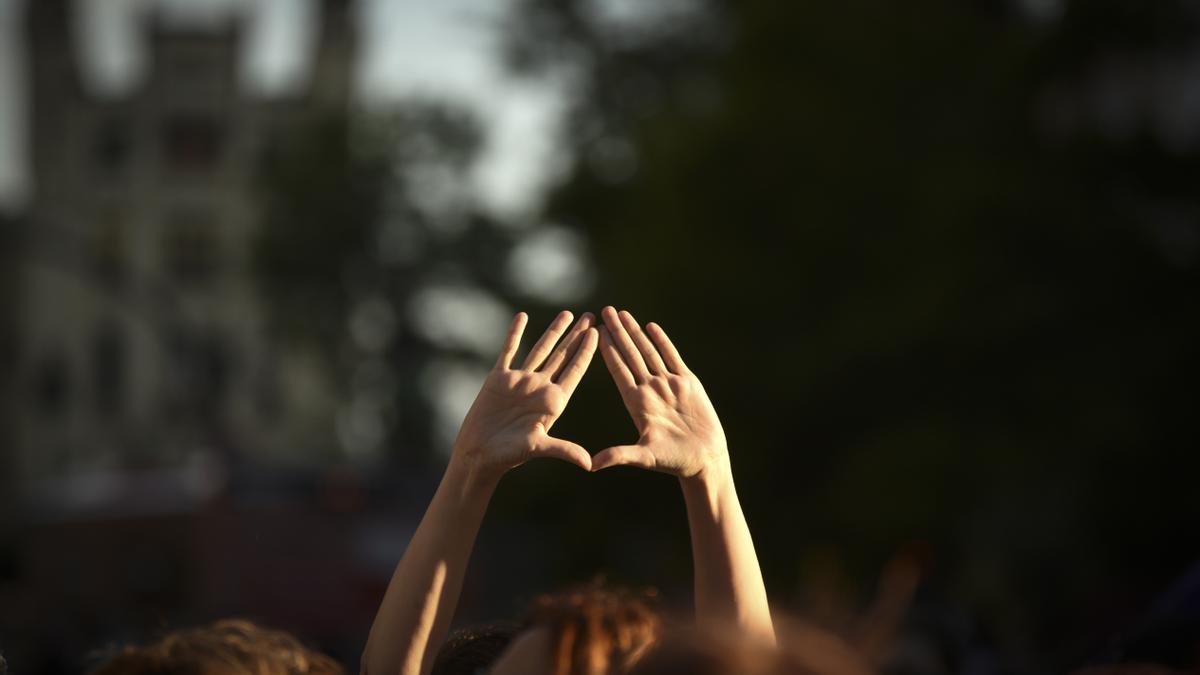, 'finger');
539,312,593,375
521,310,574,371
591,445,656,472
554,327,598,395
532,436,593,471
646,322,688,374
495,312,529,370
598,327,637,392
601,306,650,383
619,310,668,375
